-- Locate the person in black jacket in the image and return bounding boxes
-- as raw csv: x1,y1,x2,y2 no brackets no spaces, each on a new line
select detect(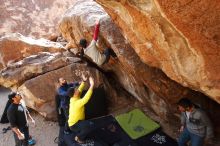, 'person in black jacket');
7,92,35,146
57,78,79,135
57,78,79,119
